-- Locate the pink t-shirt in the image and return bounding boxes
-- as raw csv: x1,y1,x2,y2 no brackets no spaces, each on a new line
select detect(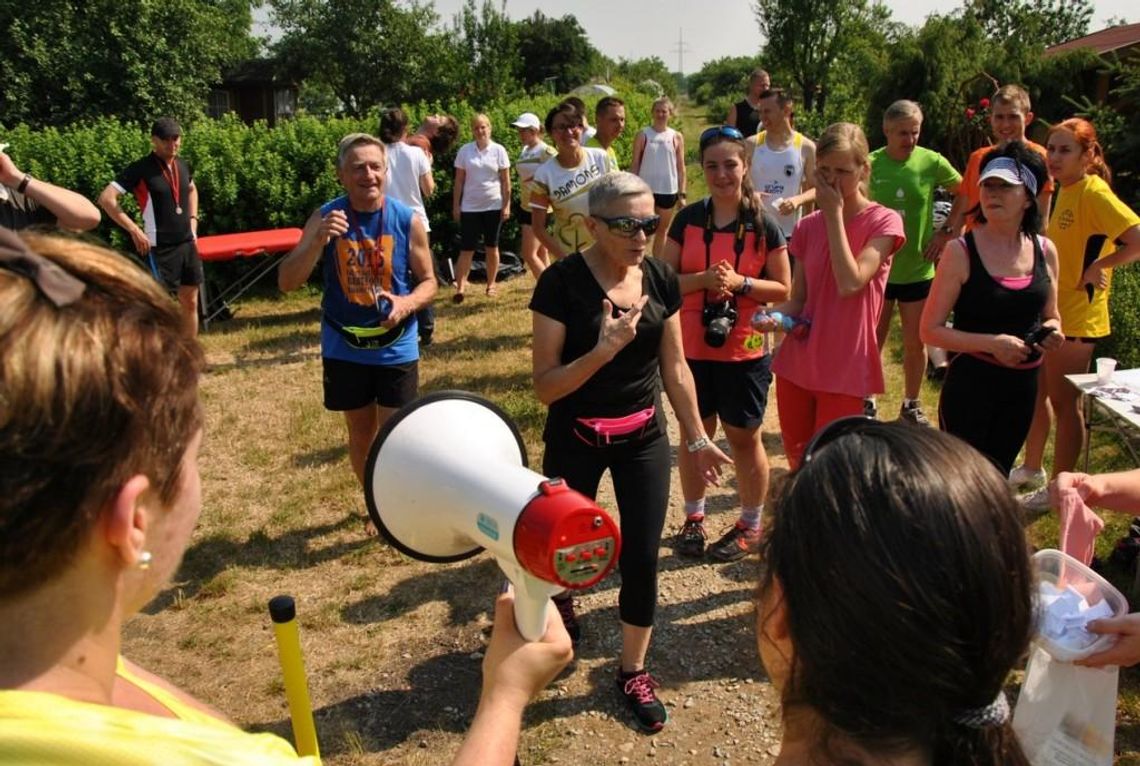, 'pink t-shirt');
773,204,905,397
